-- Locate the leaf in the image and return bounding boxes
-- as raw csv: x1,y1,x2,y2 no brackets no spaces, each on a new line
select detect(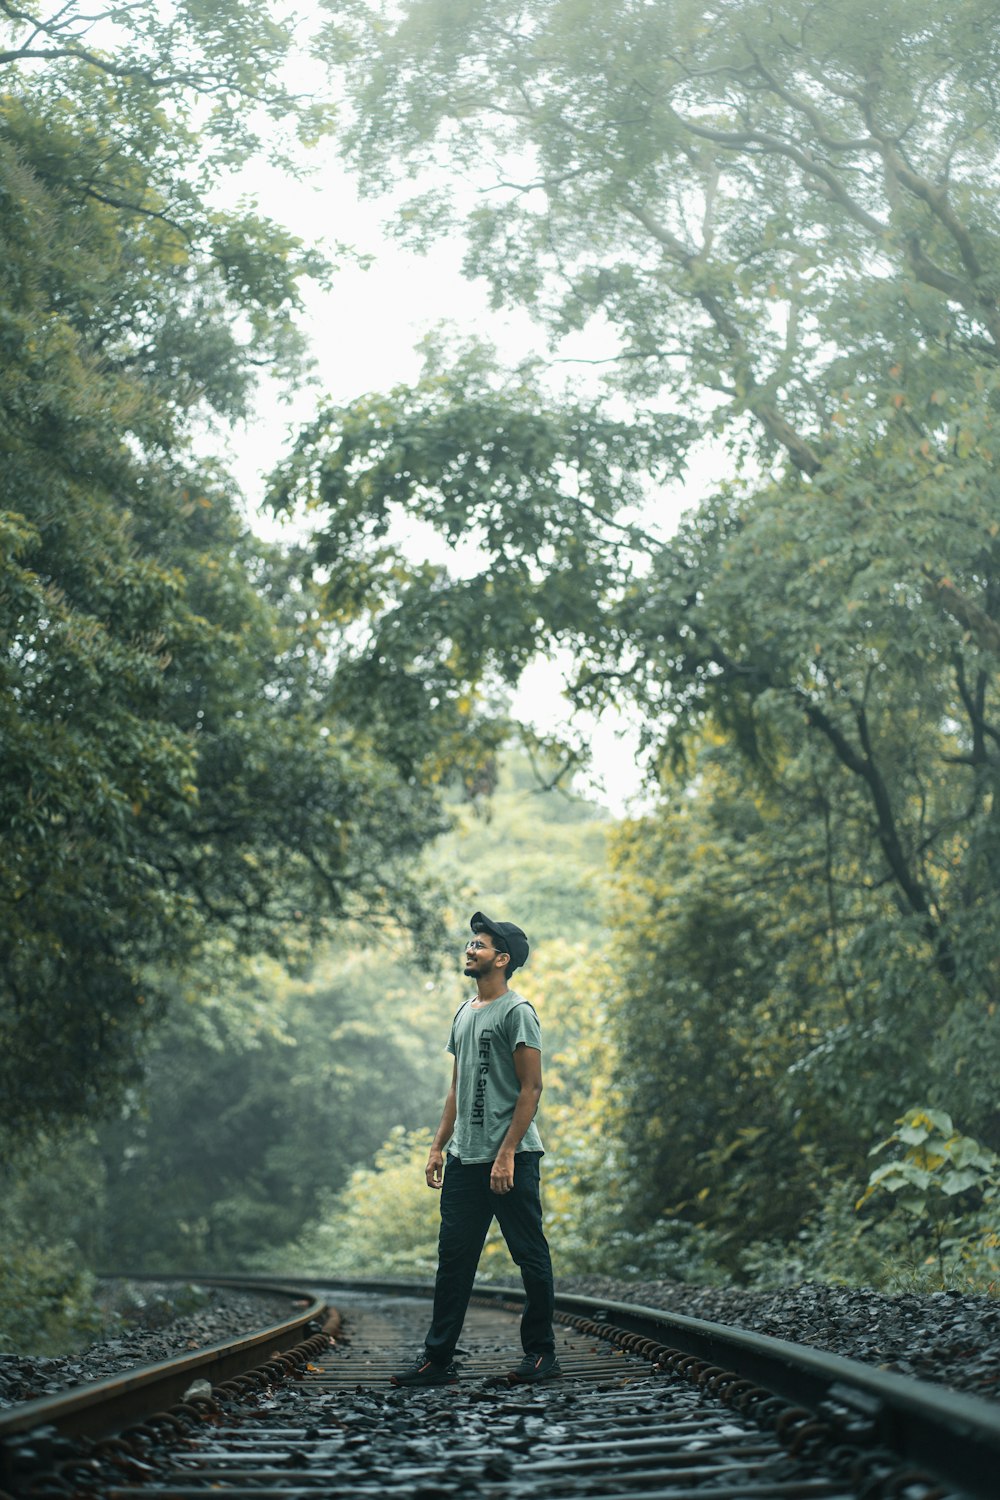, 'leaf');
940,1168,983,1195
896,1123,932,1146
